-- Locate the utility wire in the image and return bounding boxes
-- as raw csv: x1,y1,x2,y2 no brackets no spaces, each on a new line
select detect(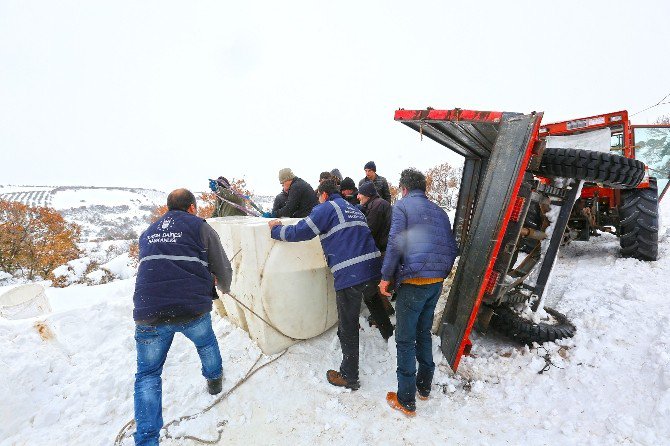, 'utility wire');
631,91,670,117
